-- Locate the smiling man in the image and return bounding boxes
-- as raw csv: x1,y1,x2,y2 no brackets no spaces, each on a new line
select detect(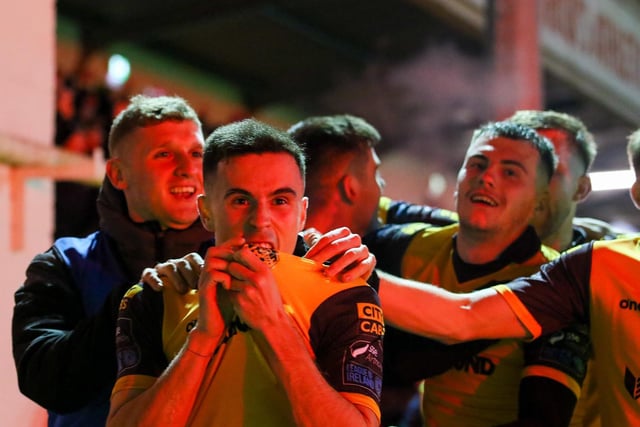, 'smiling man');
107,121,203,227
12,95,213,427
366,121,591,426
373,127,640,426
107,119,383,427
